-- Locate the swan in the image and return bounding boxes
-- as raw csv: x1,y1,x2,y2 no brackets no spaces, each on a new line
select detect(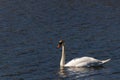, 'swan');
57,40,111,67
